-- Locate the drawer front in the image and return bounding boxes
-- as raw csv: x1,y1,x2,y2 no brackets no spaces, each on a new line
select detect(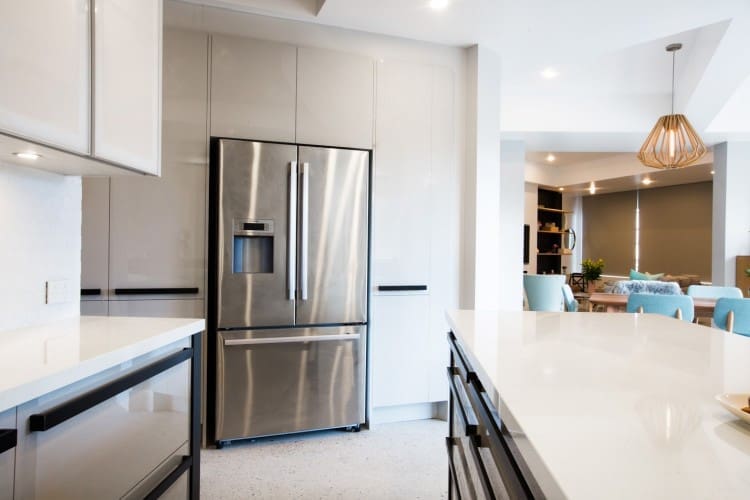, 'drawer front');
15,339,190,499
0,408,15,500
123,443,189,500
